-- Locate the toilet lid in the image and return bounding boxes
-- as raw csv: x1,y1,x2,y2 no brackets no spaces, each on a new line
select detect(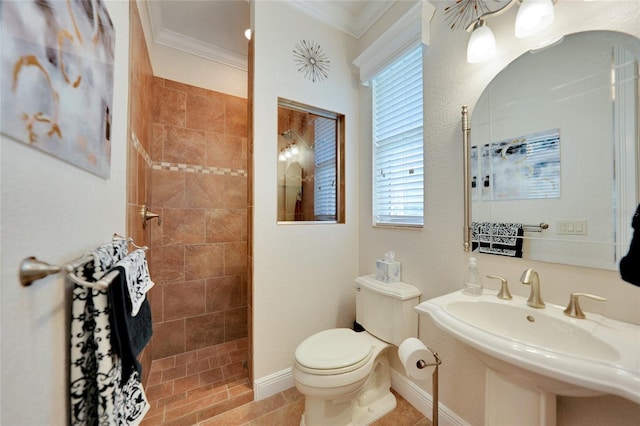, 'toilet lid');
295,328,373,373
